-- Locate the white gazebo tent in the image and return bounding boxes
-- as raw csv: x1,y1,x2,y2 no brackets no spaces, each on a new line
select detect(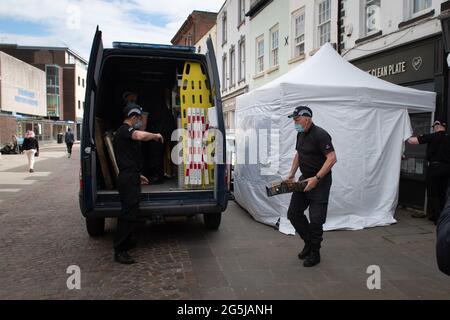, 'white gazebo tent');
234,43,436,233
